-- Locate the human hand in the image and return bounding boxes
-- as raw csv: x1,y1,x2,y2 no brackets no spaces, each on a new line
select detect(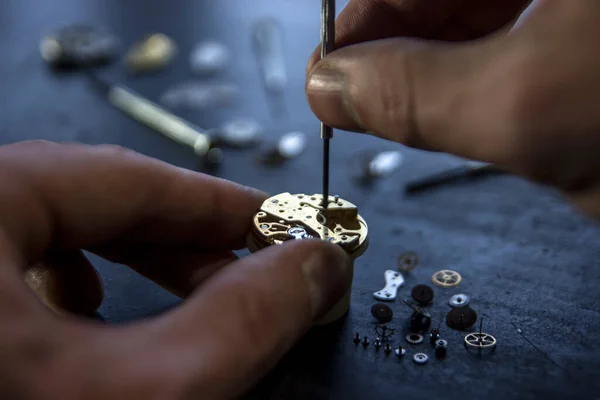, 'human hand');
306,0,600,219
0,141,351,399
